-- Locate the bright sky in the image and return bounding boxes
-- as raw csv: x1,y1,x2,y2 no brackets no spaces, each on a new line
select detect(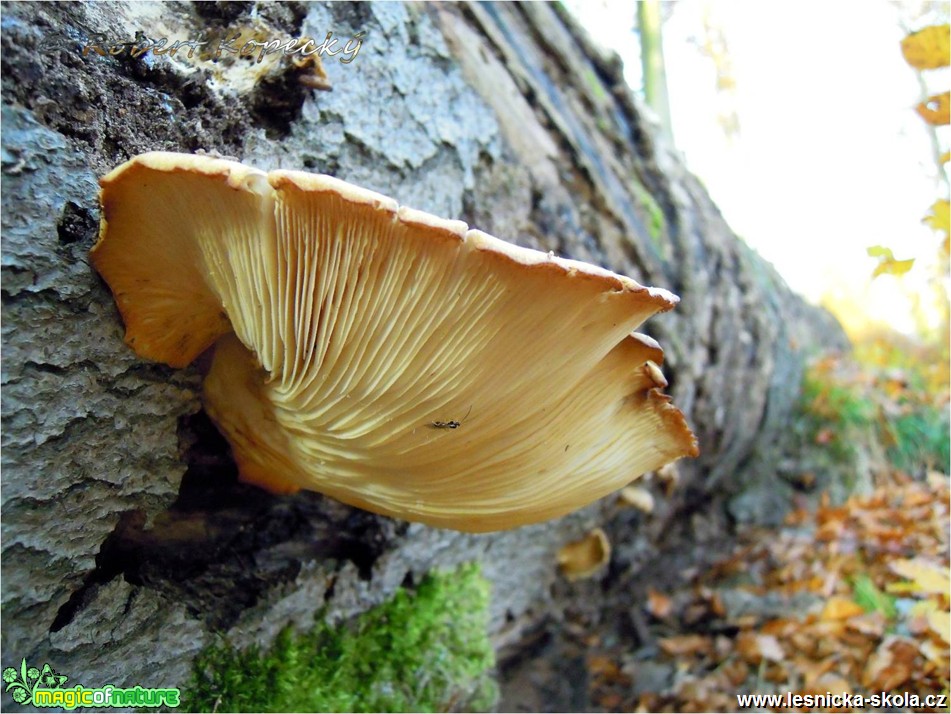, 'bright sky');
565,0,949,335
